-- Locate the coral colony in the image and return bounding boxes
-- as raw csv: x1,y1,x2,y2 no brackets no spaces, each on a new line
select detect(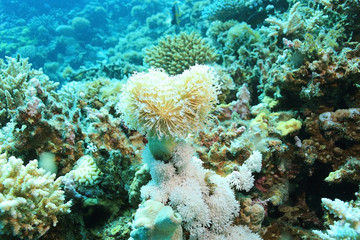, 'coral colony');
0,0,360,239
